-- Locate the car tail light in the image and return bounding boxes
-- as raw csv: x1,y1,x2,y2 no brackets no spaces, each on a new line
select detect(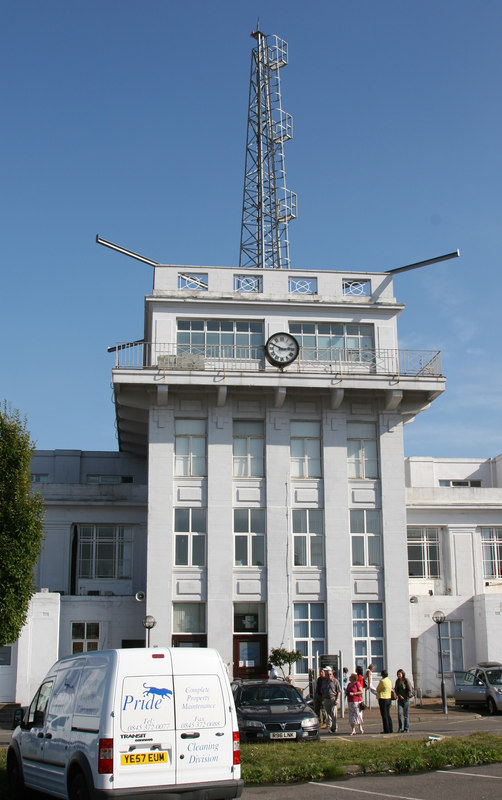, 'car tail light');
233,731,240,765
98,738,113,774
